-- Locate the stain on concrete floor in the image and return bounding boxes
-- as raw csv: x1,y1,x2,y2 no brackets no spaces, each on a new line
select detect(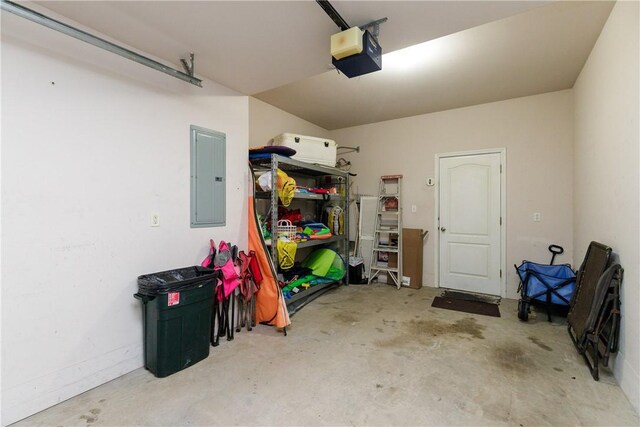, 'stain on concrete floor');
382,319,397,328
416,317,486,340
528,336,553,351
334,312,359,324
79,415,96,424
492,343,534,373
376,317,486,348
